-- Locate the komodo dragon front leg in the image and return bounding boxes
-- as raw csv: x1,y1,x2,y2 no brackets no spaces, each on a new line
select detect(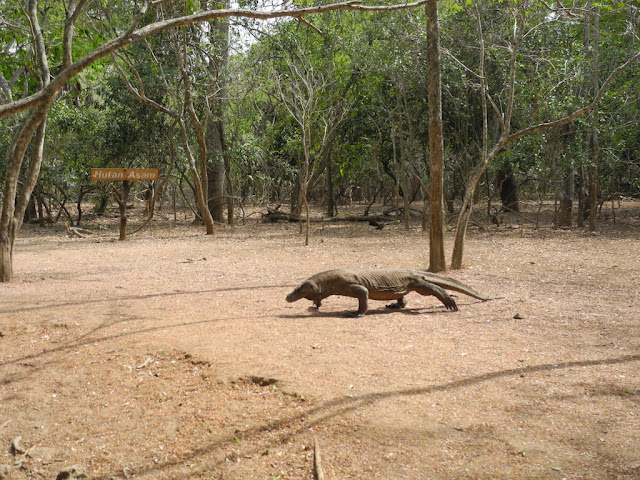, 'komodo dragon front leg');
386,279,458,312
345,284,369,317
